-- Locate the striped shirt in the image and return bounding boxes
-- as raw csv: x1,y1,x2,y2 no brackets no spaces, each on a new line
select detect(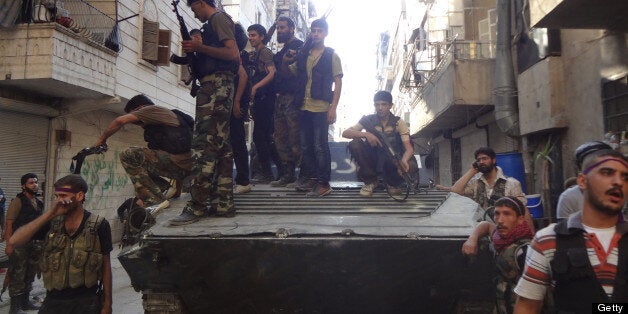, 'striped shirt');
514,211,628,300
